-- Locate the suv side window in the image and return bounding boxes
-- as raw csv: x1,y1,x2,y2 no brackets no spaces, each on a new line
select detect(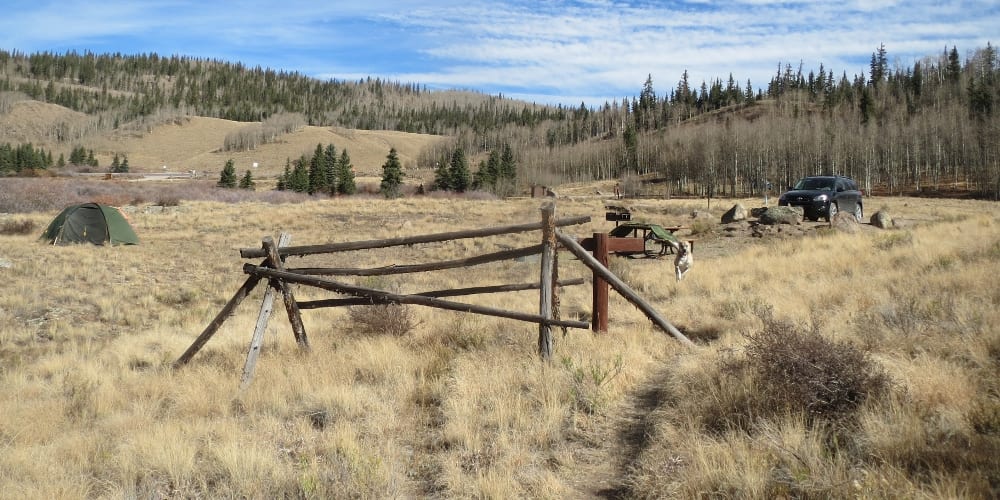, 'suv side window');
835,180,846,192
